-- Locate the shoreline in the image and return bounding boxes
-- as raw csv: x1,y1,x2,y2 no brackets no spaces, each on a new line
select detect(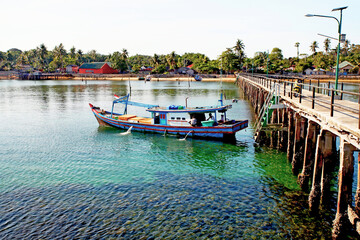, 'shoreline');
2,74,360,83
73,76,237,82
